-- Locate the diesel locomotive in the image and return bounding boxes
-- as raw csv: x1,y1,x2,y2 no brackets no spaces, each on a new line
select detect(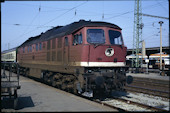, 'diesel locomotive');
16,20,130,97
